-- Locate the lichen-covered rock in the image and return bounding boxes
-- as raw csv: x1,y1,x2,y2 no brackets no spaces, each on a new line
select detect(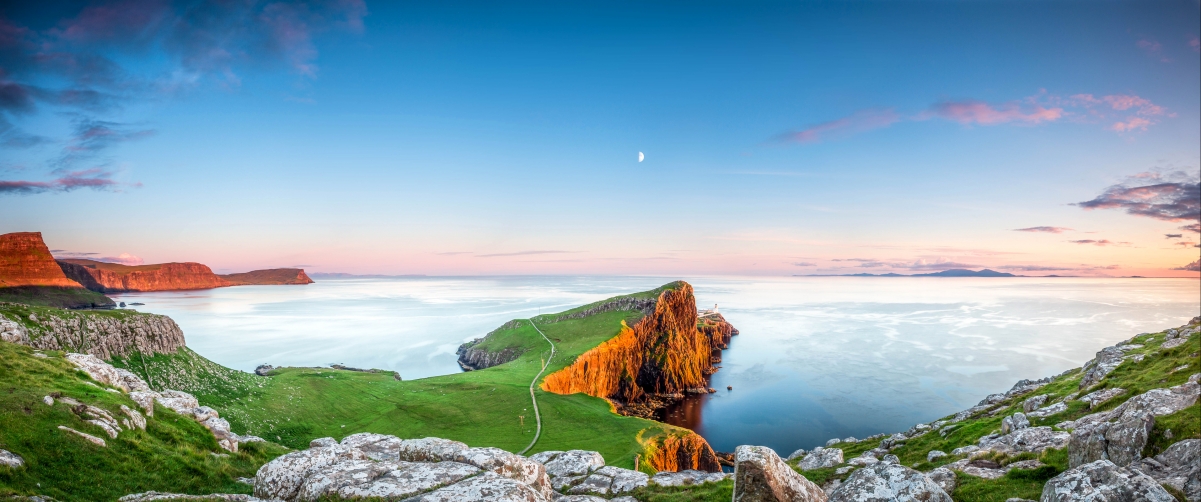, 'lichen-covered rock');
565,466,648,495
118,492,269,501
304,460,480,500
1040,459,1174,502
1028,402,1068,418
310,437,337,448
799,447,844,471
58,425,106,447
410,471,552,502
732,445,827,502
1067,376,1200,468
394,437,470,463
1,449,24,469
1131,439,1200,501
827,462,951,502
253,445,369,500
945,459,1043,480
155,390,200,415
927,467,956,494
453,447,554,499
927,451,946,462
978,427,1069,454
66,353,128,390
1023,395,1050,413
18,310,186,360
1001,412,1030,434
339,433,407,461
543,450,605,479
650,469,730,487
528,451,561,465
120,405,146,430
1080,388,1127,409
847,453,879,467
